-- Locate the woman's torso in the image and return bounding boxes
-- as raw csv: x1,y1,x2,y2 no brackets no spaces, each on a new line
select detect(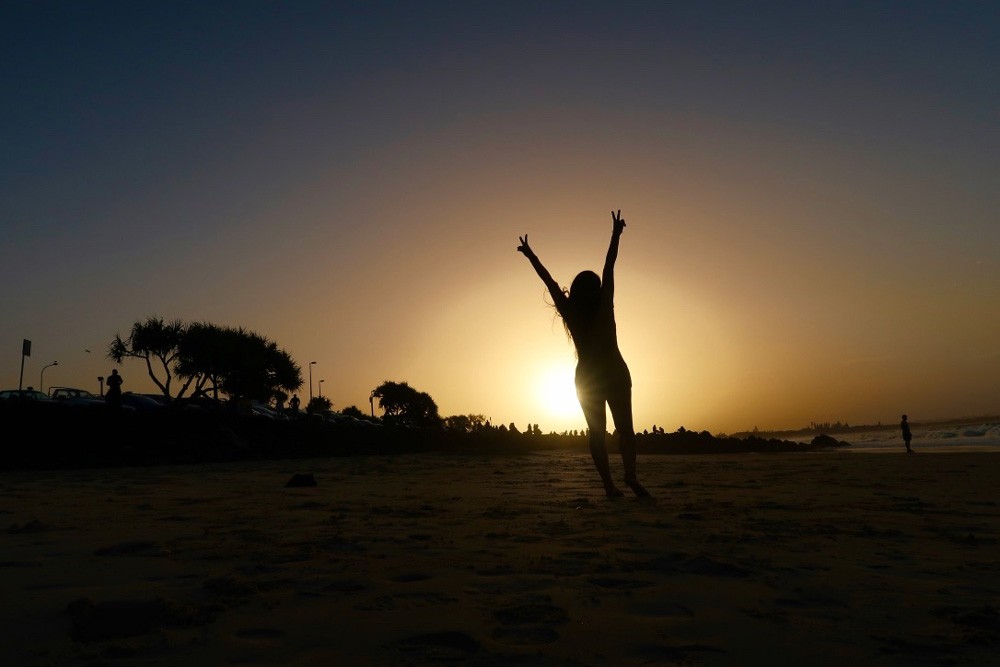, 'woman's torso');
566,290,630,390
